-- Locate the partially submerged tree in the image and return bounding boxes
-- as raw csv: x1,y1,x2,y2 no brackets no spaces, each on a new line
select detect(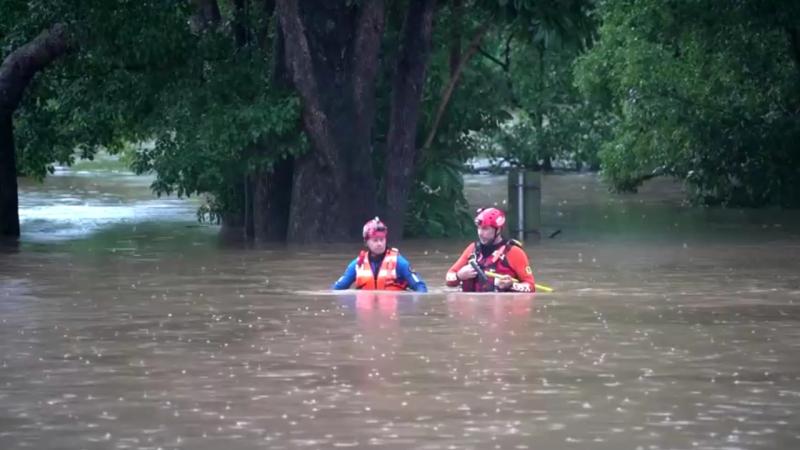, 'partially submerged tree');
1,23,70,237
2,0,598,241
